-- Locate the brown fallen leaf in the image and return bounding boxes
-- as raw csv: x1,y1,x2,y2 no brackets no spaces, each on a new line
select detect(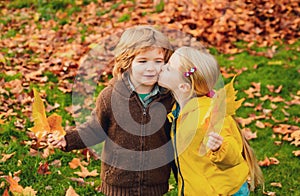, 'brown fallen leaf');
37,162,51,175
